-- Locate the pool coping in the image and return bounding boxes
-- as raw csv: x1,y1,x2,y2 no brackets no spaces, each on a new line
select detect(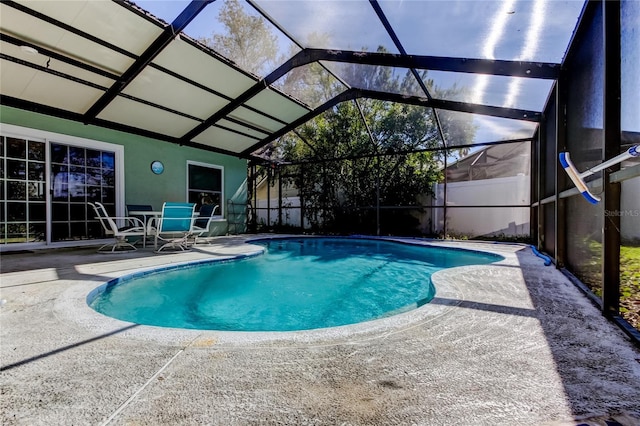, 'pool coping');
59,236,519,348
